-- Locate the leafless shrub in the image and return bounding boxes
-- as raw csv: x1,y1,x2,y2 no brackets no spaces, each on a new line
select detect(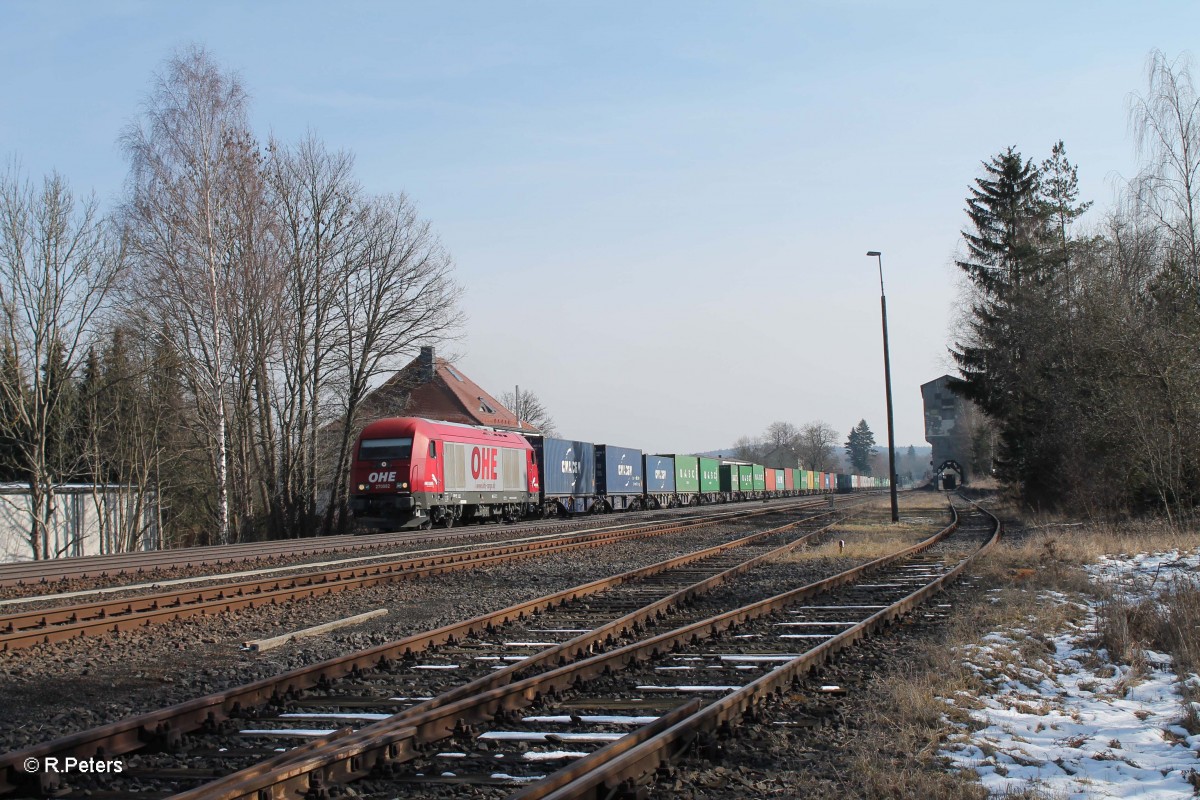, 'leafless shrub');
1096,575,1200,678
0,165,122,558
